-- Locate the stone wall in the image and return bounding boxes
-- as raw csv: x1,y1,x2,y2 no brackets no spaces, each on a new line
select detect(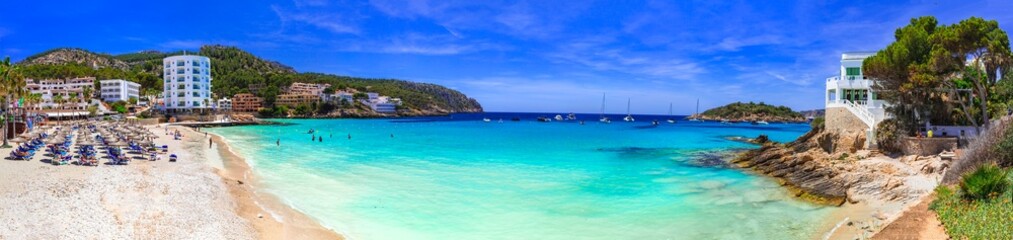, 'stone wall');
825,107,869,132
900,137,958,156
